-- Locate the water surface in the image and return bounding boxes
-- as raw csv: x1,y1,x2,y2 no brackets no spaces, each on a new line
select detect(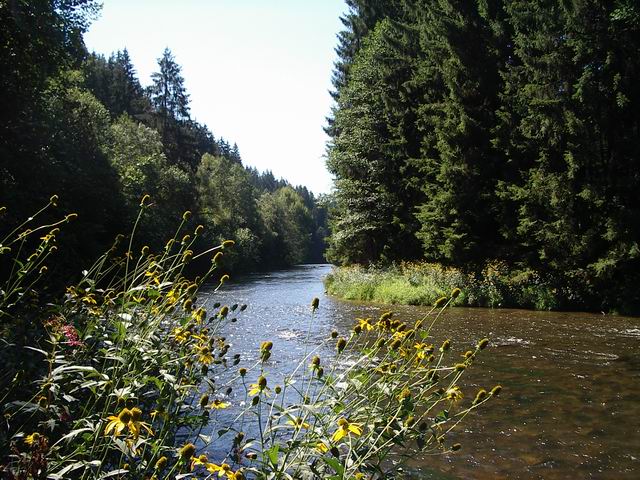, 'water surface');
202,264,640,479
